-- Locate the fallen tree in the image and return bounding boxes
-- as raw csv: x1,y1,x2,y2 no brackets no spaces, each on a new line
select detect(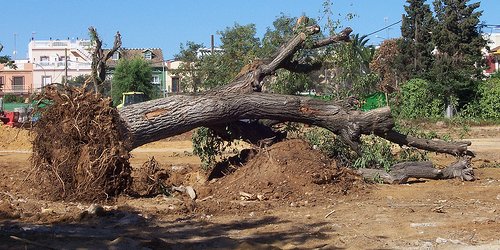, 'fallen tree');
31,23,475,201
